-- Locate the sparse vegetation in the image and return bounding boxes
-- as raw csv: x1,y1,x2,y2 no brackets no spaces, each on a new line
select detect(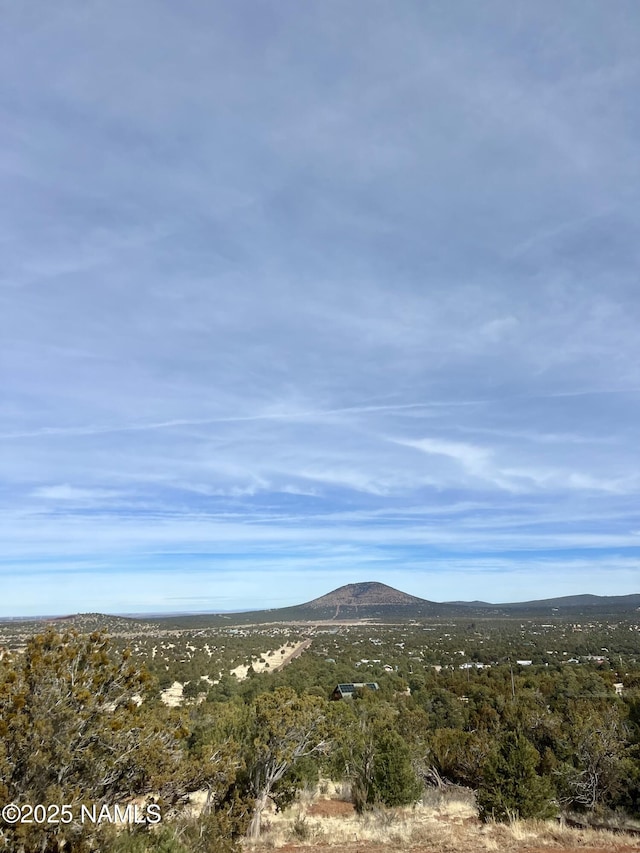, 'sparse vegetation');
1,598,639,851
